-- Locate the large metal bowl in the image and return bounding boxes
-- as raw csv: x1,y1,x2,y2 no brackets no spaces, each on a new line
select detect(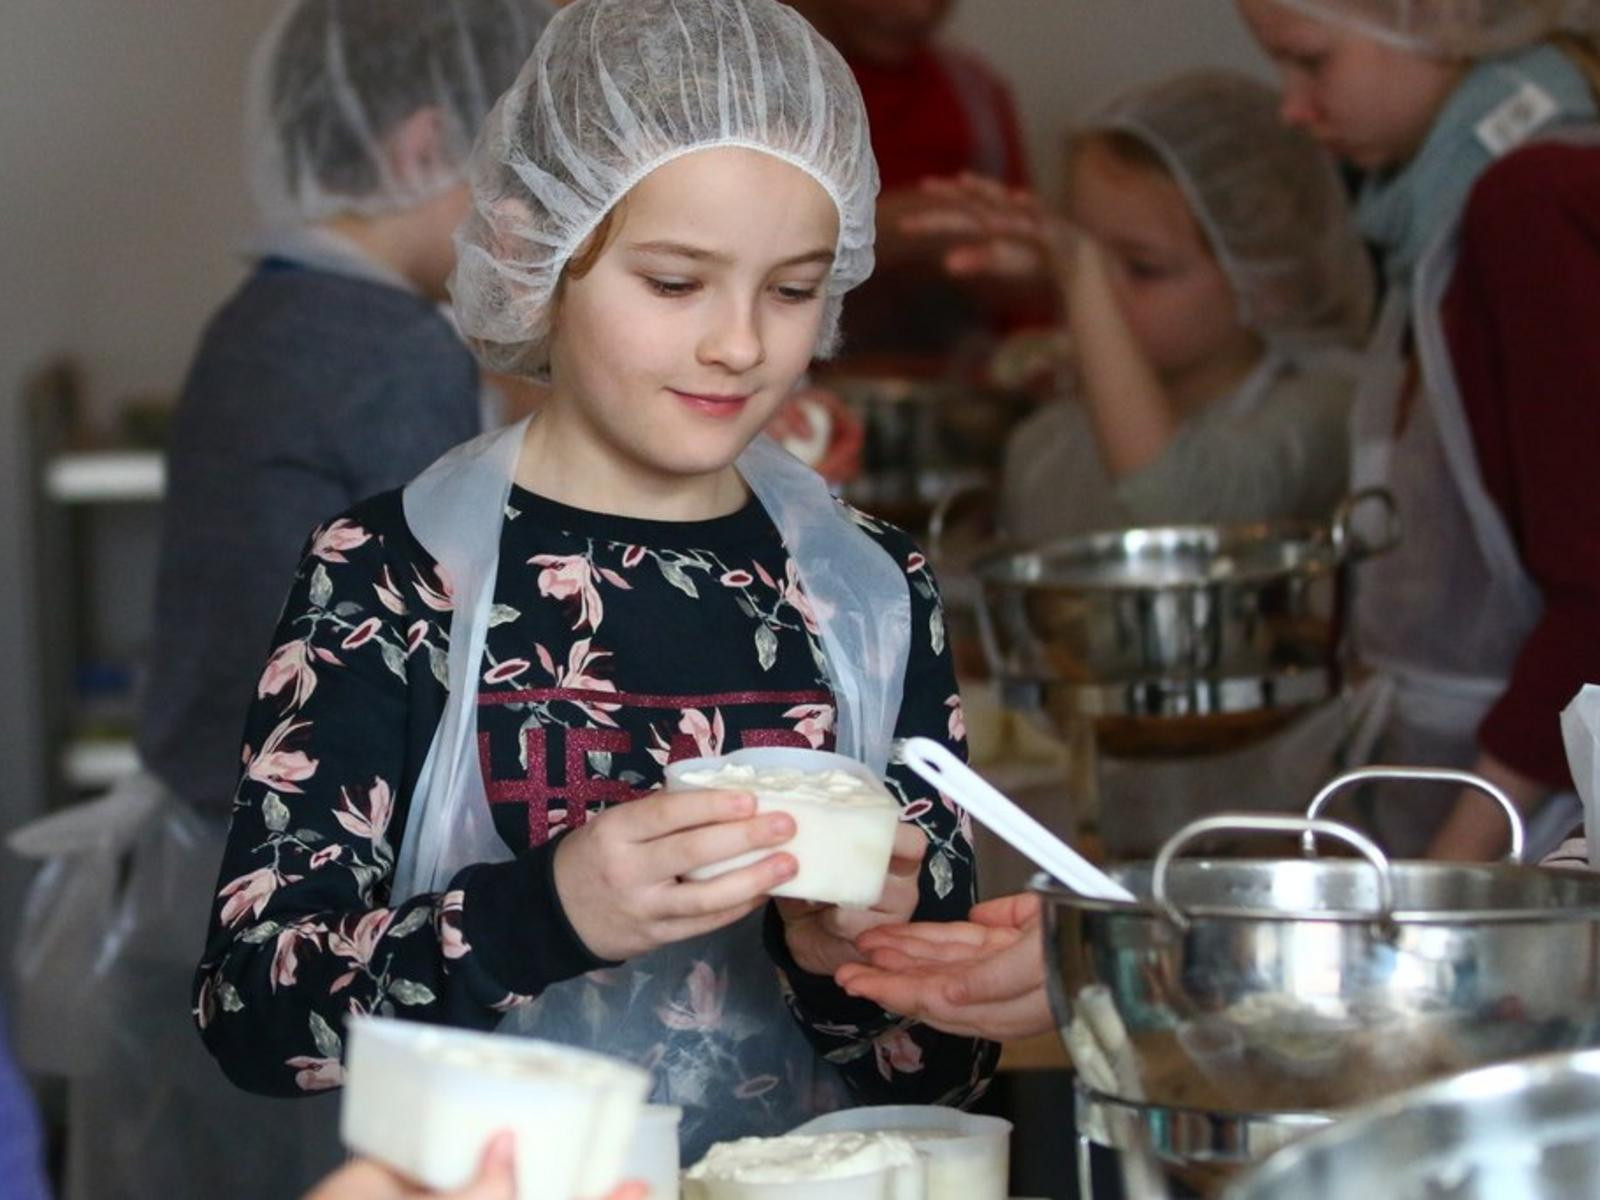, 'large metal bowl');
1038,770,1600,1118
975,490,1397,755
1225,1049,1600,1199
